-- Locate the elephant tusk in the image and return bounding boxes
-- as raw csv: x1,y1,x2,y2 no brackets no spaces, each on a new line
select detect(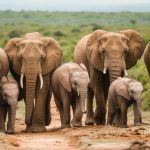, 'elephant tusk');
77,91,80,96
103,67,107,74
39,74,43,89
124,69,128,76
20,73,24,89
